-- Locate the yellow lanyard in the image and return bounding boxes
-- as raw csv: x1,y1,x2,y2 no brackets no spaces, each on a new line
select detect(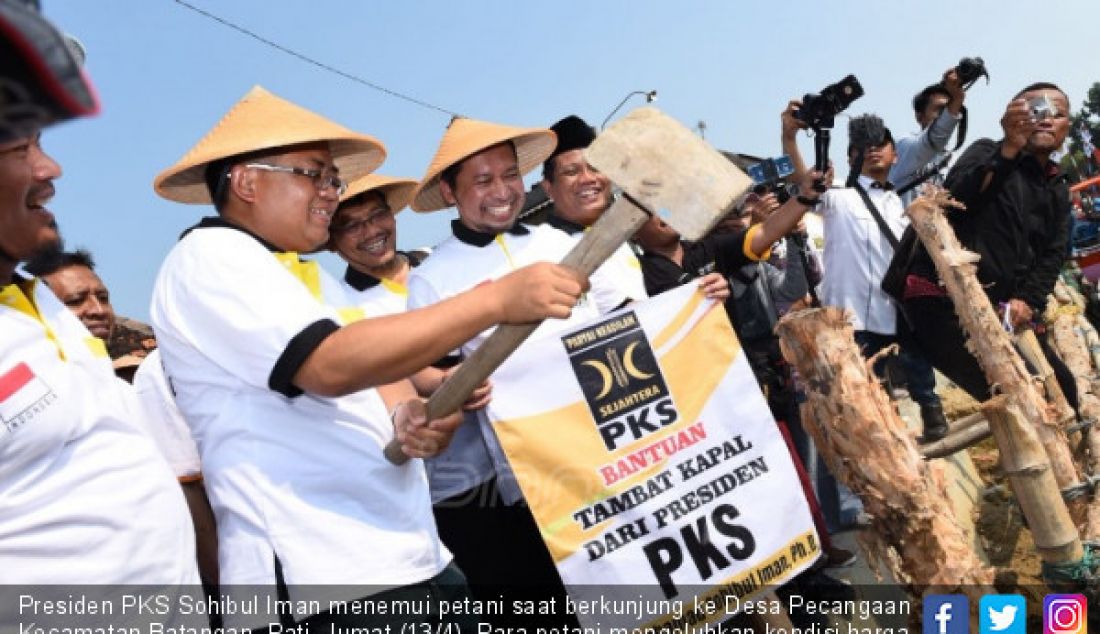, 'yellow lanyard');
494,234,517,270
379,277,408,297
273,252,364,324
0,279,68,360
273,252,322,301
